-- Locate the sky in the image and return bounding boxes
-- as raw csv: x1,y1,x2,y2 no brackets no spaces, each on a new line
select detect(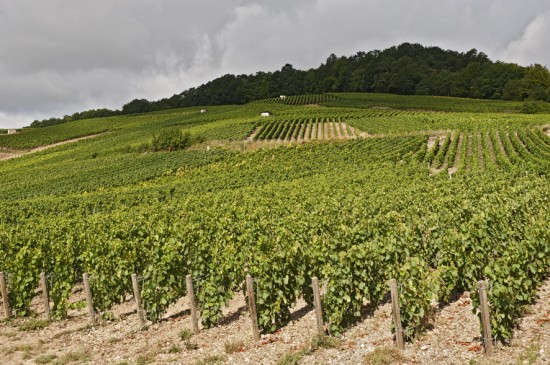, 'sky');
1,0,550,128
